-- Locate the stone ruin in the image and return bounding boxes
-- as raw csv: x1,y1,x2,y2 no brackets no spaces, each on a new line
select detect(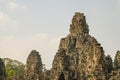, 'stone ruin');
24,50,42,80
109,51,120,80
1,12,120,80
0,58,6,80
114,51,120,69
50,12,120,80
